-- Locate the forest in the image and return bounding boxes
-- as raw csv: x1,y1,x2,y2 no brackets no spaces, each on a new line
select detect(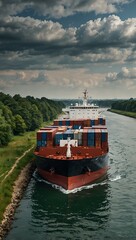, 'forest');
111,98,136,112
0,92,64,146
